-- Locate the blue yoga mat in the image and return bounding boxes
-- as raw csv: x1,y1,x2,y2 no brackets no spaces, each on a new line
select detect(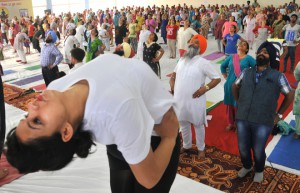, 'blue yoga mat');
267,120,300,170
11,74,43,86
4,70,16,75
